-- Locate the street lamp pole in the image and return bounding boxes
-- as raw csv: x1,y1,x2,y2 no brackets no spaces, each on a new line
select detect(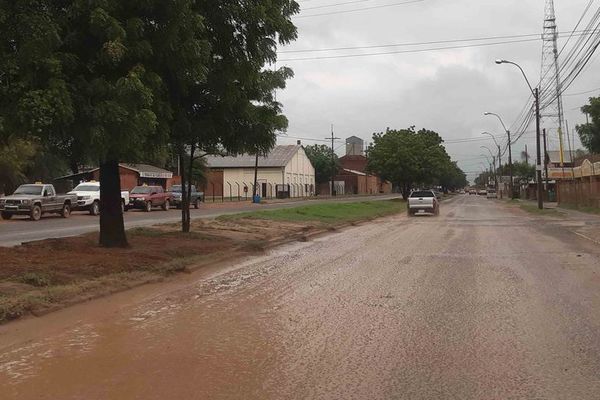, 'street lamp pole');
481,146,497,188
481,132,502,171
484,113,513,199
495,59,543,209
